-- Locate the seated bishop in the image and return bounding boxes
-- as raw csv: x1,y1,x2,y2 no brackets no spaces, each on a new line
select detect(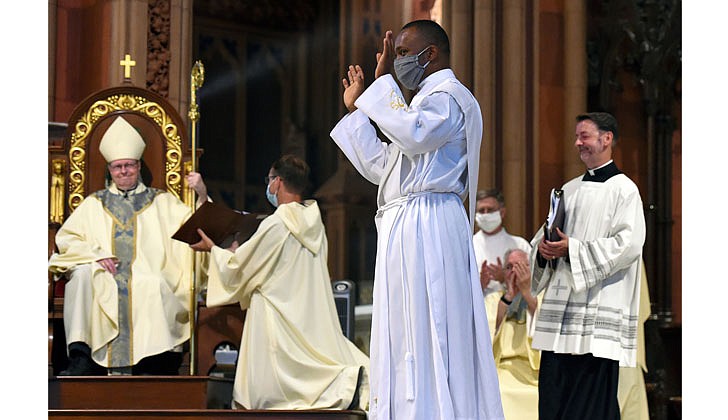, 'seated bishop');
48,116,208,375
